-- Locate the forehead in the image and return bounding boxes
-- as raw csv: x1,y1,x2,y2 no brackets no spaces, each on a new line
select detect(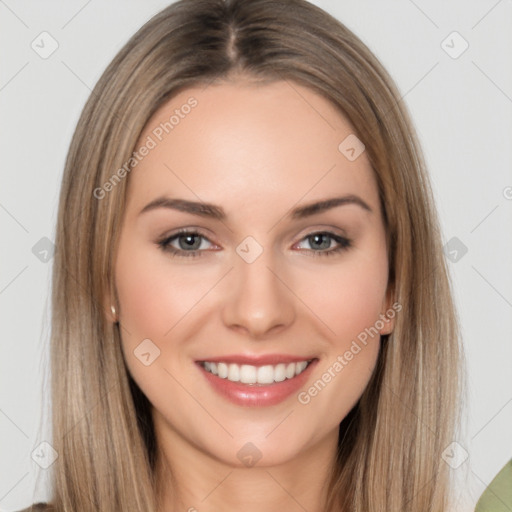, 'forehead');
125,80,378,220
